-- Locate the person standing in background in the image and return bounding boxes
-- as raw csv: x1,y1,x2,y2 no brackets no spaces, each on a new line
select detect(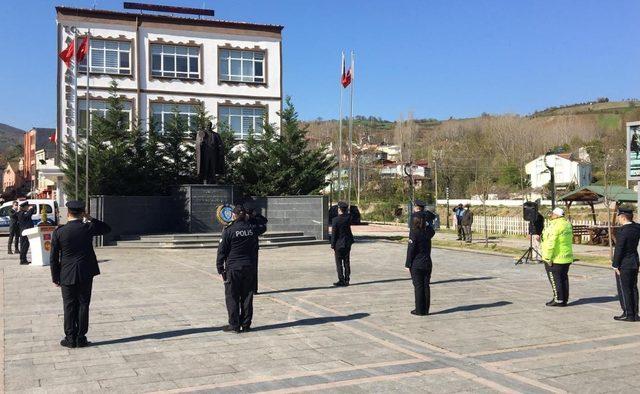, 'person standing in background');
7,201,20,255
461,204,474,243
453,204,464,240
